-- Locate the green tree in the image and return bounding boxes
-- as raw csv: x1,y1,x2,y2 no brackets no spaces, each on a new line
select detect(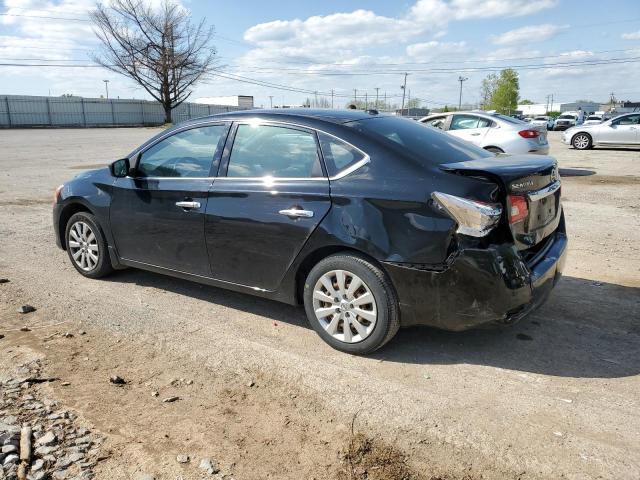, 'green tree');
480,73,498,109
442,105,450,112
519,99,534,105
488,69,520,114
